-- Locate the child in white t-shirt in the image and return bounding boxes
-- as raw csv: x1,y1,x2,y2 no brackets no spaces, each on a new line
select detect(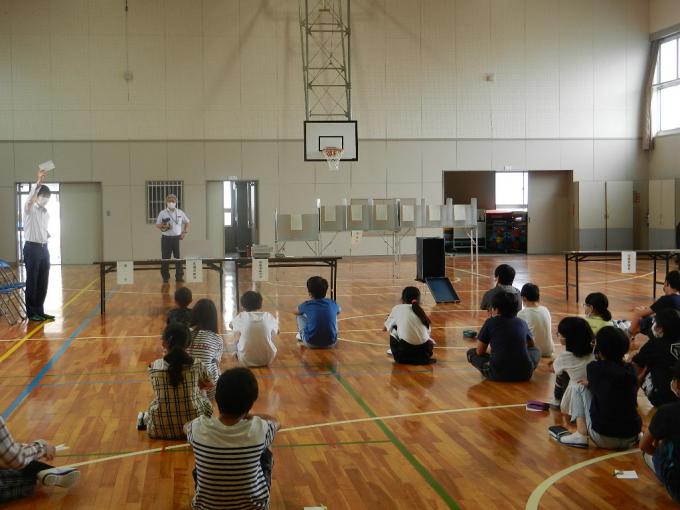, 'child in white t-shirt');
549,316,595,412
384,286,435,365
230,291,278,368
517,283,554,357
